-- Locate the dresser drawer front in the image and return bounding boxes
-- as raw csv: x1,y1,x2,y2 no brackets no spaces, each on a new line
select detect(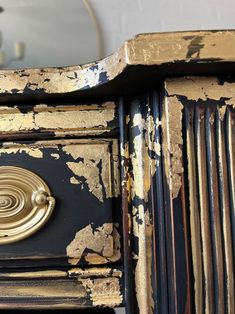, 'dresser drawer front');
0,102,118,139
0,138,120,266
